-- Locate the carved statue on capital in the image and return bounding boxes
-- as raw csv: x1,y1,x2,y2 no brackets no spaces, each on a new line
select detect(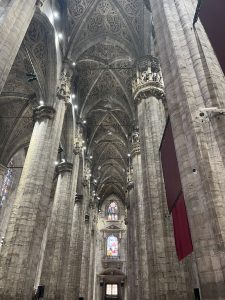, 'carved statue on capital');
132,55,165,103
131,129,141,157
73,127,83,155
57,63,73,103
83,166,91,187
